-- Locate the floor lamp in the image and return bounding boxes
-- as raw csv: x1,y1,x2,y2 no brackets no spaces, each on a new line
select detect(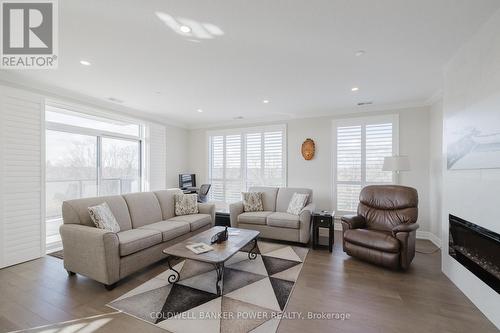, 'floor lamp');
382,155,411,184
